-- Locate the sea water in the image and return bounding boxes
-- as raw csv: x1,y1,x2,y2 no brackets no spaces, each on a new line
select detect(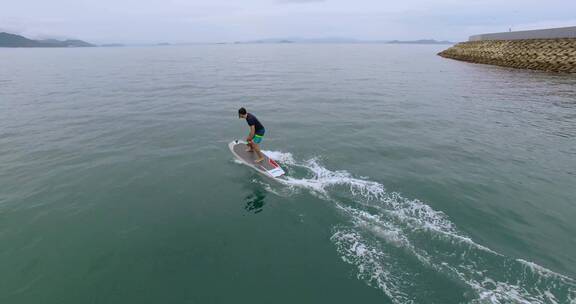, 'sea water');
1,44,575,303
